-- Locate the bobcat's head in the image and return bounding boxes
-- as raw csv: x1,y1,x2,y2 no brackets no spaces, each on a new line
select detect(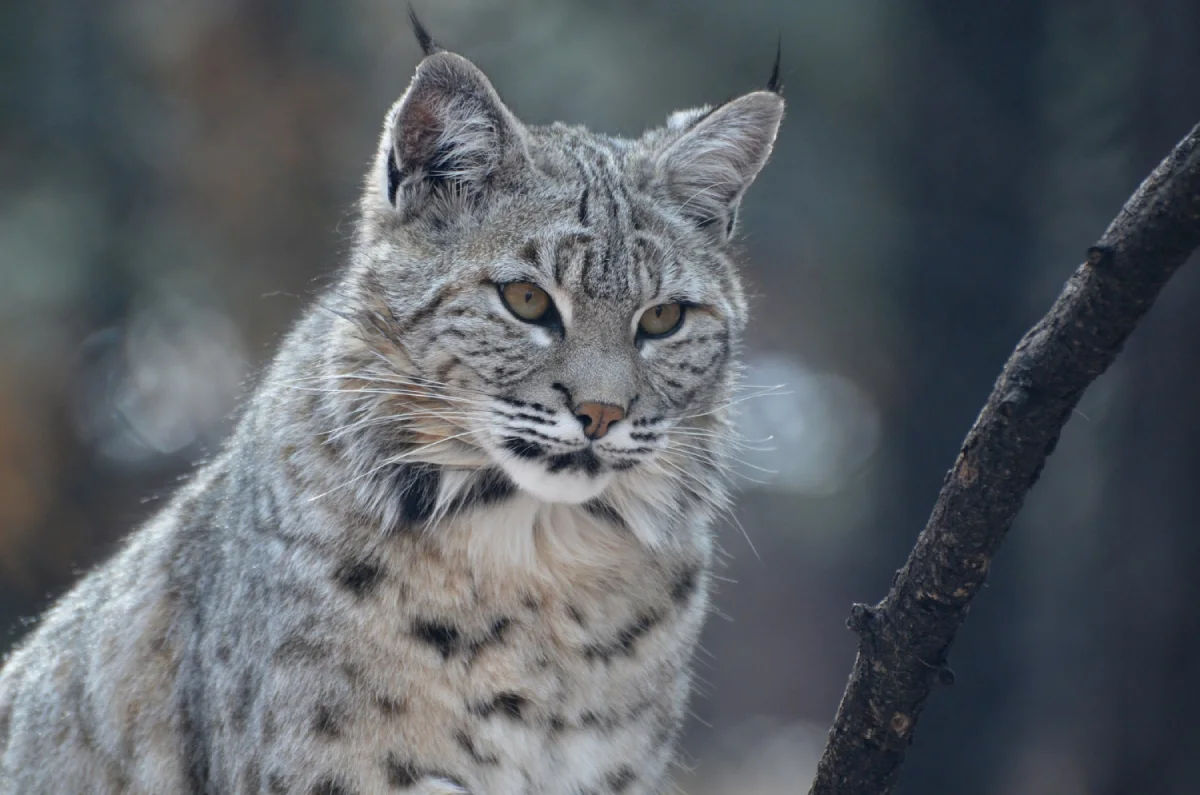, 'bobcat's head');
313,19,782,530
